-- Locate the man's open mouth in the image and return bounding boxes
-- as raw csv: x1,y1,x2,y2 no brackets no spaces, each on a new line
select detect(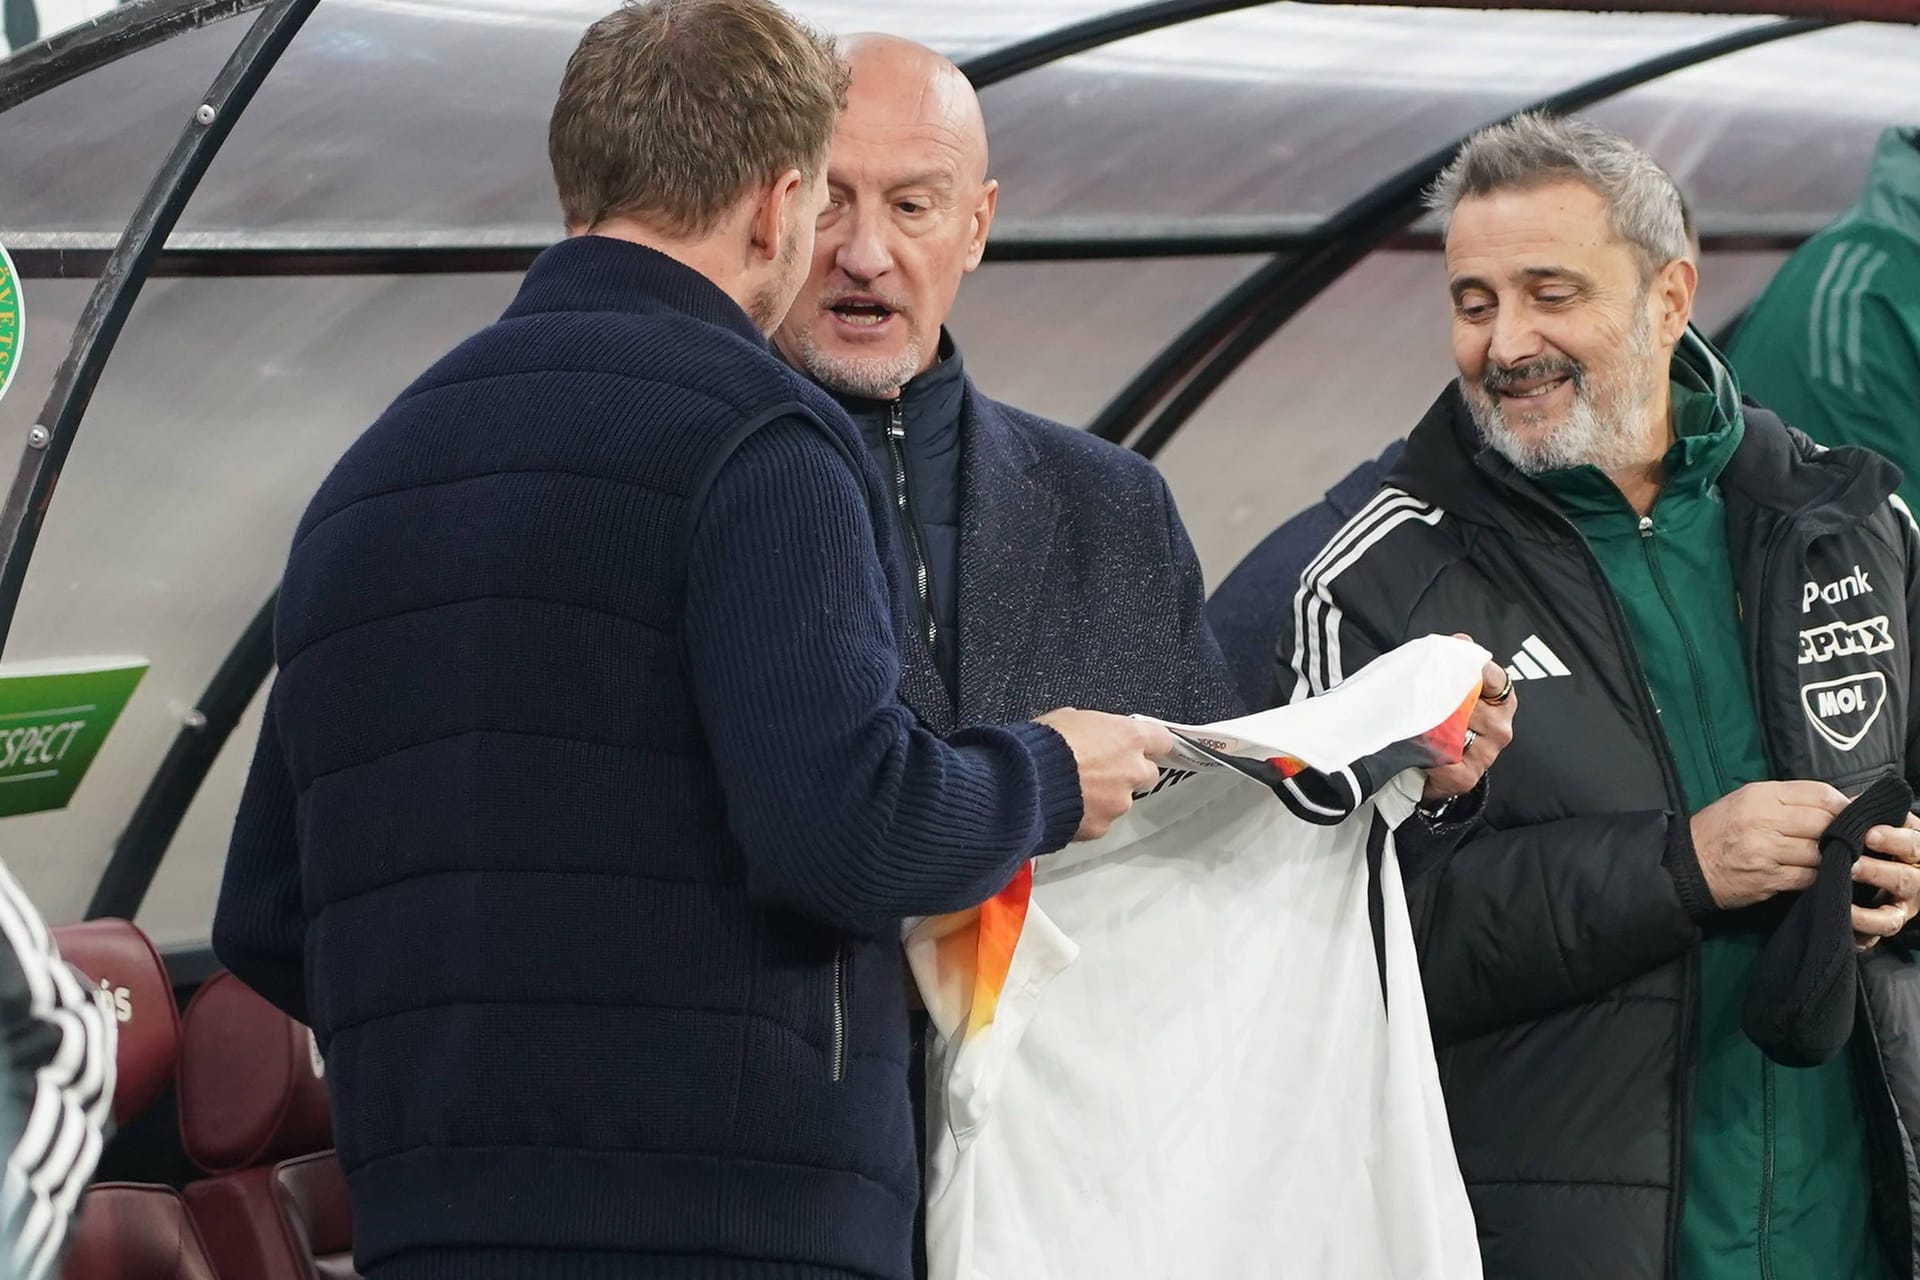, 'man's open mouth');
829,298,897,328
